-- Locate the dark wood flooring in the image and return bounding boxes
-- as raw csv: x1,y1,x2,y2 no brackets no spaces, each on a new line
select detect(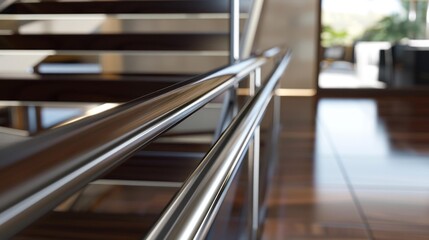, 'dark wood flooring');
261,96,429,240
13,96,429,239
